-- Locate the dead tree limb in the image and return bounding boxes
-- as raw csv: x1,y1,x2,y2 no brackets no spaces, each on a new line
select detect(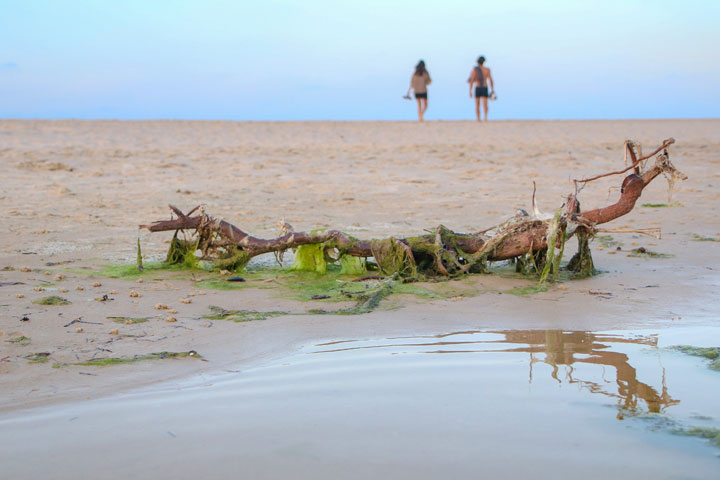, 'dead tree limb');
140,139,686,280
